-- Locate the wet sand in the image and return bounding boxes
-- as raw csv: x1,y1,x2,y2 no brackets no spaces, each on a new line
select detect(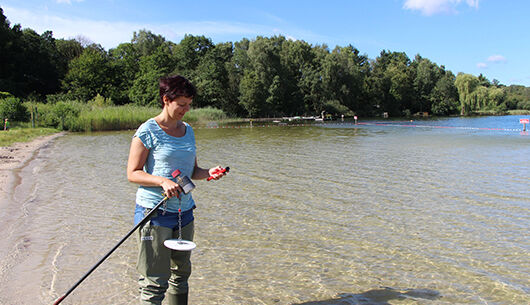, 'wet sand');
0,132,66,200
